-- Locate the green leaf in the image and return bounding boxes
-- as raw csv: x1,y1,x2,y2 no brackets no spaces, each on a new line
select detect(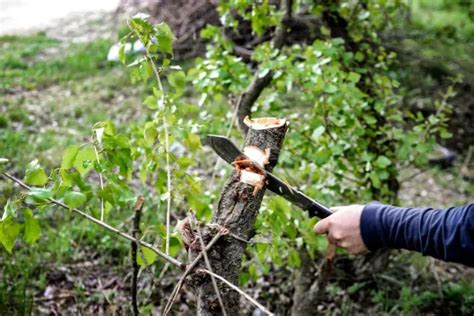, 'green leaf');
137,246,157,267
23,209,41,245
144,122,158,145
0,217,22,253
26,188,52,204
61,145,79,169
311,126,326,142
73,147,97,177
155,22,174,55
375,156,391,168
24,160,48,186
64,191,87,209
118,42,126,64
184,134,201,152
169,235,182,256
168,71,186,93
0,158,8,164
143,95,158,110
314,148,331,166
288,248,301,267
369,171,381,189
348,72,361,83
363,115,377,125
324,84,338,94
440,128,452,139
2,200,18,220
